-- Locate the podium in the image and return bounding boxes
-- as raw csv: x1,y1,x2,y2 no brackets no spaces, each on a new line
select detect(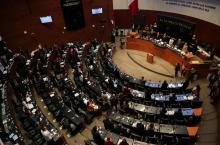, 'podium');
147,53,154,63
